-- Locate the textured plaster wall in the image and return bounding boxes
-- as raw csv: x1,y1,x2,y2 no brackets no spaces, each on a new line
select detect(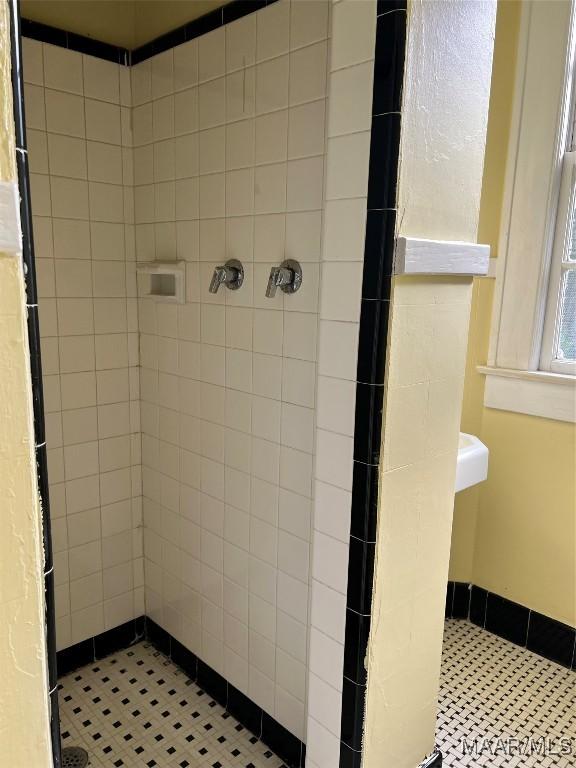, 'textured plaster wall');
364,276,472,767
0,2,53,765
397,0,497,243
363,0,497,765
